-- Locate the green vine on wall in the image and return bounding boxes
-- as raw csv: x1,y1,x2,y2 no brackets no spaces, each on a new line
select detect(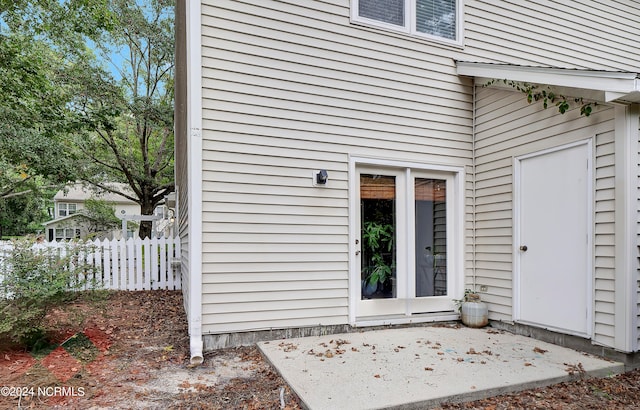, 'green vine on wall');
483,79,596,116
